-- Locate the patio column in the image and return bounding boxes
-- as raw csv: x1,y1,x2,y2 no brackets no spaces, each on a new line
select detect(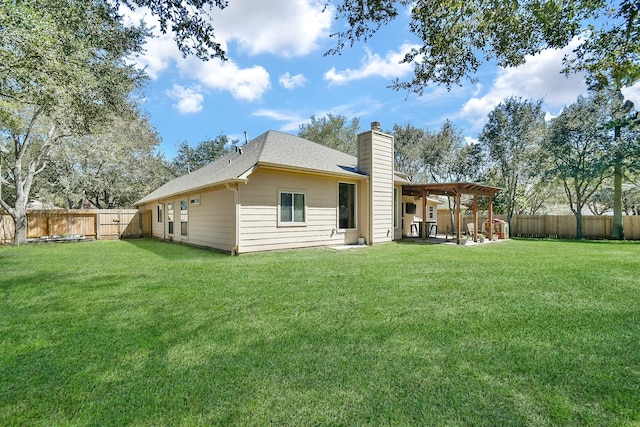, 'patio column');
487,196,494,238
421,189,427,239
473,195,478,242
455,192,461,244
